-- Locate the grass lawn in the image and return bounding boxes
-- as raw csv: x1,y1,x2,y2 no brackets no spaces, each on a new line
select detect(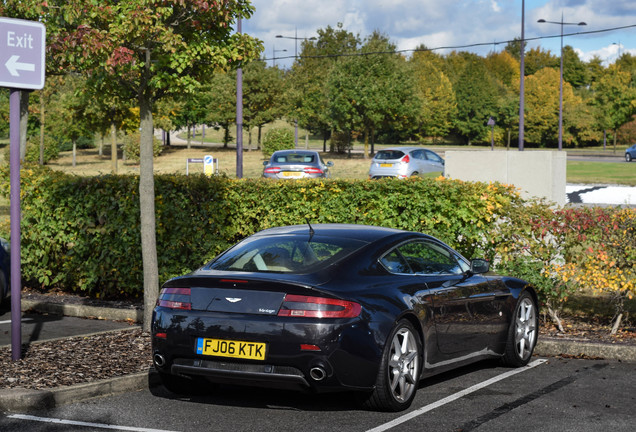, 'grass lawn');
567,161,636,186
